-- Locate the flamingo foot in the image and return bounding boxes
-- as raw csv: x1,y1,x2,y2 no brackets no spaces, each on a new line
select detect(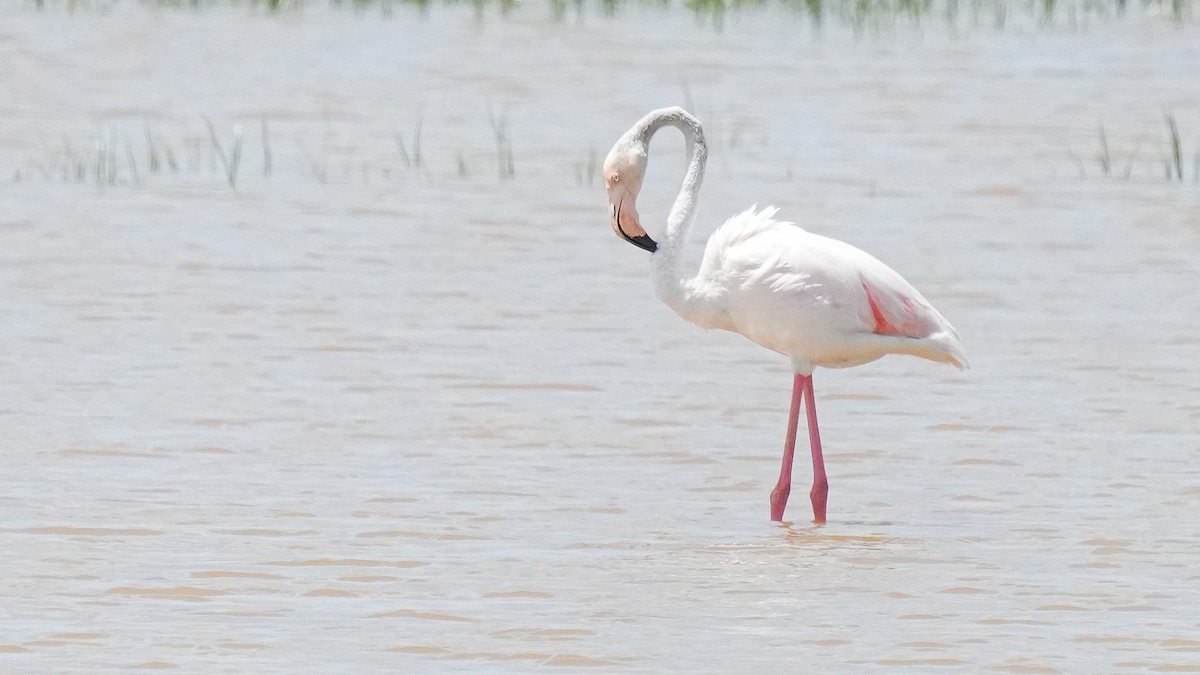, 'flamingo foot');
770,483,790,522
810,479,828,524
